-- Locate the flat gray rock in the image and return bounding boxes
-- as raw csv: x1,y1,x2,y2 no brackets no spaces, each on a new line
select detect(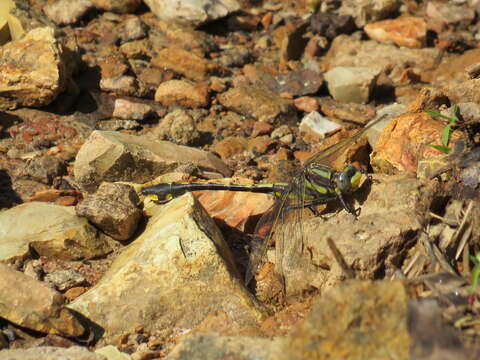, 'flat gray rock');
73,130,231,192
0,202,112,263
